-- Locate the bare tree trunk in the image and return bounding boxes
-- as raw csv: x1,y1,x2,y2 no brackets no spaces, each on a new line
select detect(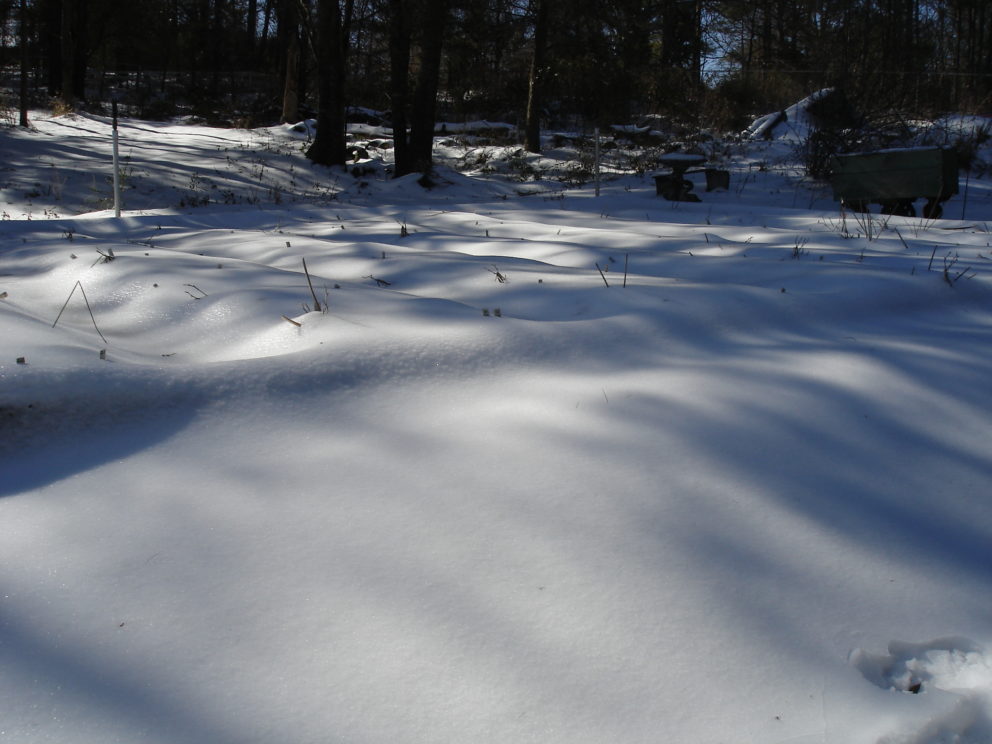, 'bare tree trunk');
60,0,75,104
306,0,354,167
19,0,29,126
262,0,273,39
388,0,411,176
692,0,702,88
407,0,448,175
524,0,548,154
281,30,300,122
278,0,303,123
